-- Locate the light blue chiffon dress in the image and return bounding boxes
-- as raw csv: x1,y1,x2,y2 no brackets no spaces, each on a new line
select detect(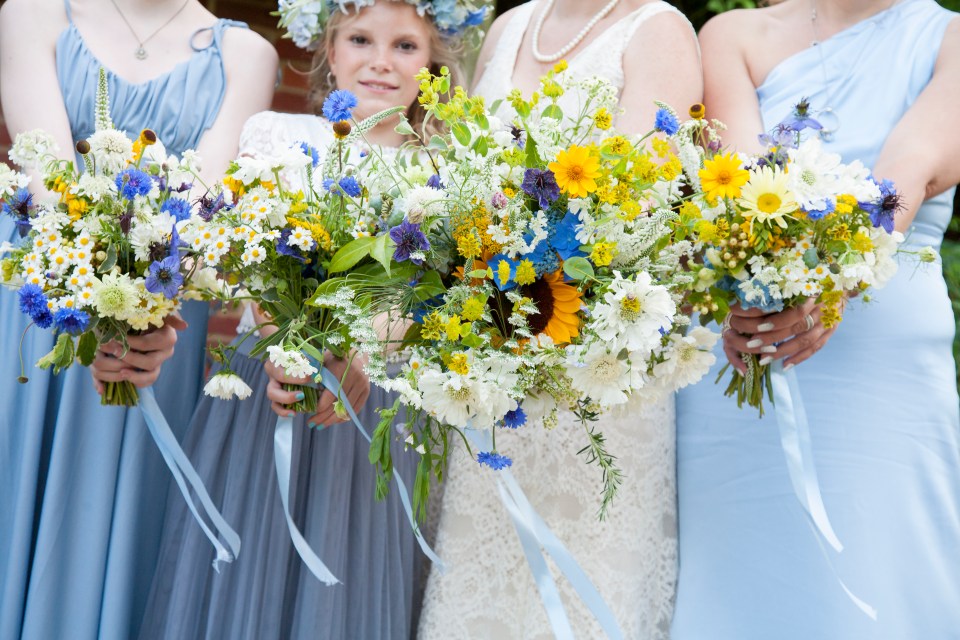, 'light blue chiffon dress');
0,6,245,639
672,1,960,638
